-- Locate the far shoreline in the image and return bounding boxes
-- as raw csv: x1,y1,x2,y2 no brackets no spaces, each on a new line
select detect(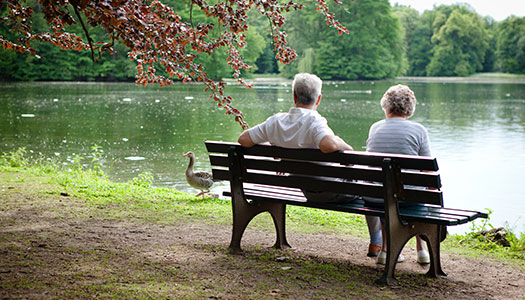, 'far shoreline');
1,72,524,87
235,72,525,85
396,73,525,84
